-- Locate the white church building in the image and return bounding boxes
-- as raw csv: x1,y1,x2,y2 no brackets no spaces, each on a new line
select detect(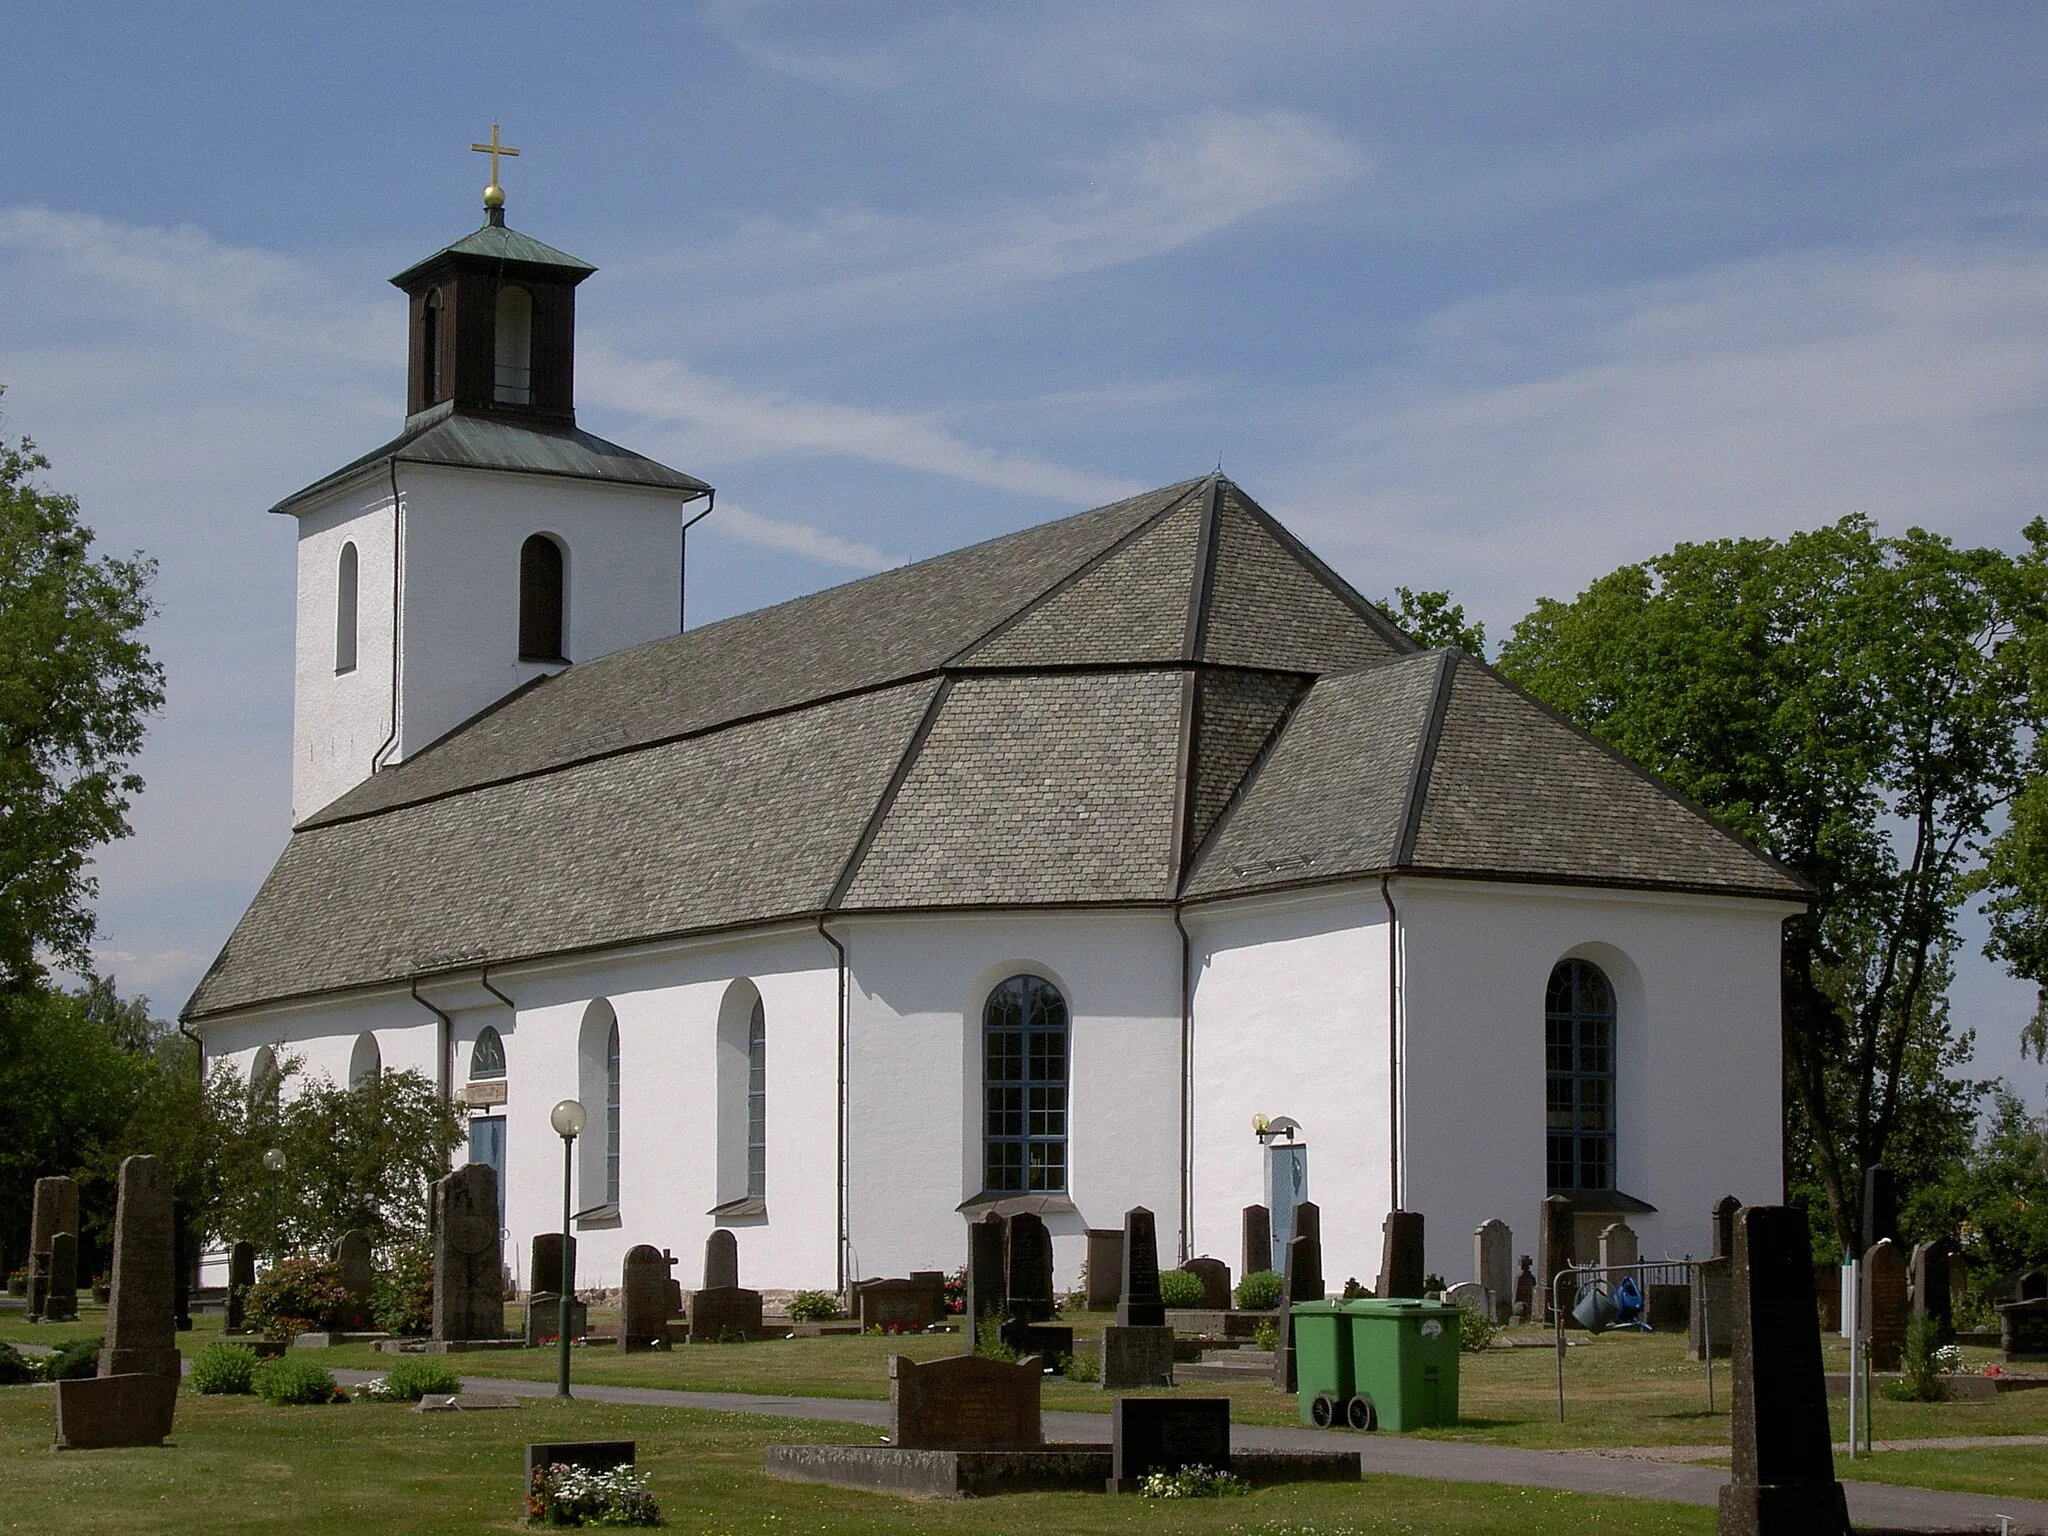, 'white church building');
185,192,1807,1298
